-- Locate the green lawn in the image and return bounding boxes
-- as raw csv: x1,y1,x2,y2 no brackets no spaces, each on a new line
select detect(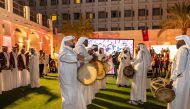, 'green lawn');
0,74,167,109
